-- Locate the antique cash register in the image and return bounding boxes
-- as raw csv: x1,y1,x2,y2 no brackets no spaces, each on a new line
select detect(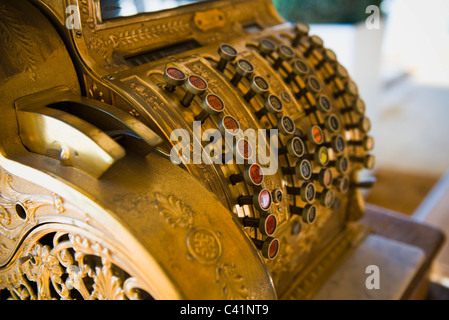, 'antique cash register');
0,0,442,300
